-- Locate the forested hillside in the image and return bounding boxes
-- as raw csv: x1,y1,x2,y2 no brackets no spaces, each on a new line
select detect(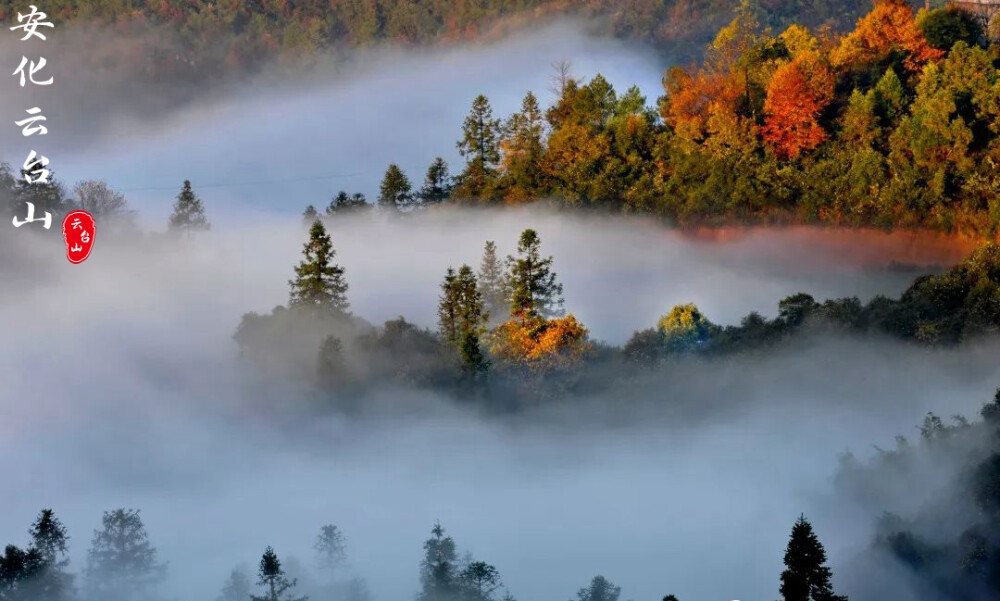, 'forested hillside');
340,0,1000,236
1,0,873,65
